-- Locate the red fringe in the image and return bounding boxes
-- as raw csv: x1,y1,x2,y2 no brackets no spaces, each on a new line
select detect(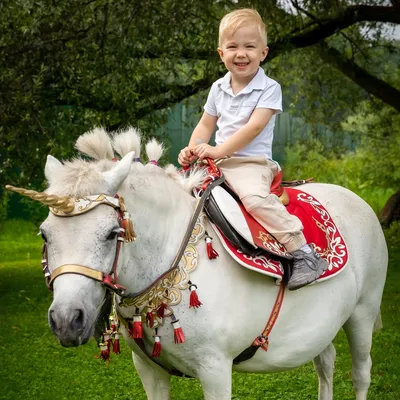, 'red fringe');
152,336,162,357
146,311,155,328
172,320,185,344
113,333,121,354
206,238,219,259
189,287,202,309
157,302,168,318
129,316,143,339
